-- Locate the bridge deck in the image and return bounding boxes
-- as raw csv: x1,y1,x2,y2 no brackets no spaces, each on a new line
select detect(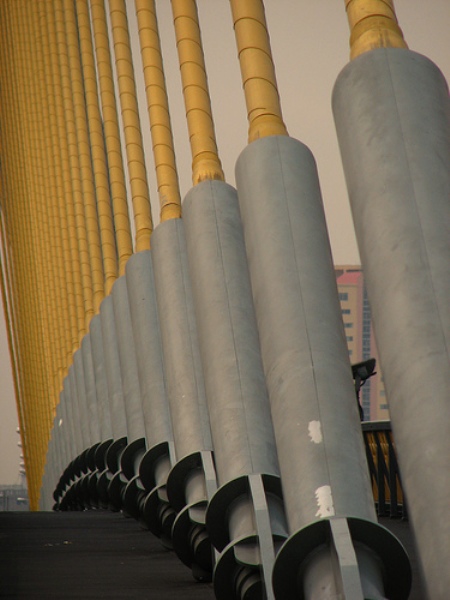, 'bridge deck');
0,511,214,599
0,511,424,598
